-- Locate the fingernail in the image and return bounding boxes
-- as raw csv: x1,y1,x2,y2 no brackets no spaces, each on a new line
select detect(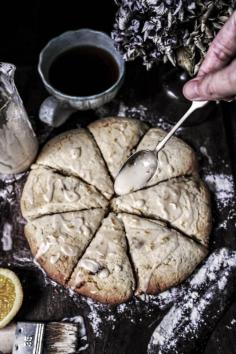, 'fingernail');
183,79,201,100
